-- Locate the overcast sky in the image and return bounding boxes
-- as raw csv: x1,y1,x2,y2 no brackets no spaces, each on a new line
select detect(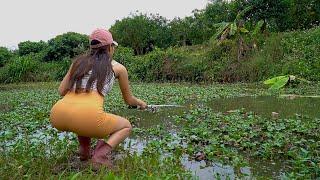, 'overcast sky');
0,0,209,48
